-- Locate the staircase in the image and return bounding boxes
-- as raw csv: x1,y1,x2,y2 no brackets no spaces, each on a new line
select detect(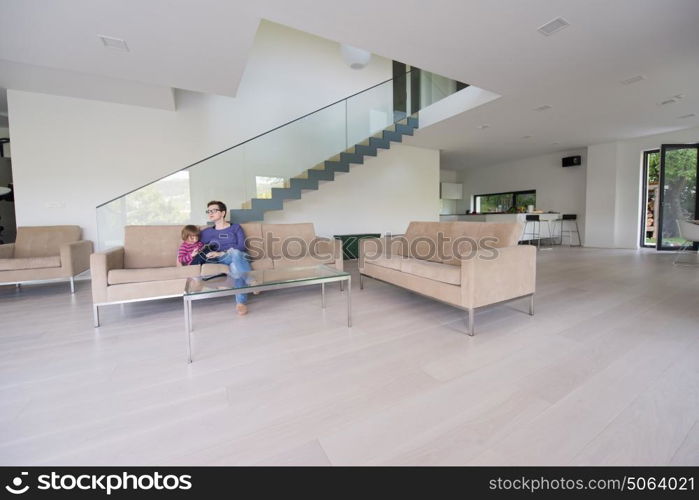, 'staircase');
95,65,466,250
229,116,419,223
